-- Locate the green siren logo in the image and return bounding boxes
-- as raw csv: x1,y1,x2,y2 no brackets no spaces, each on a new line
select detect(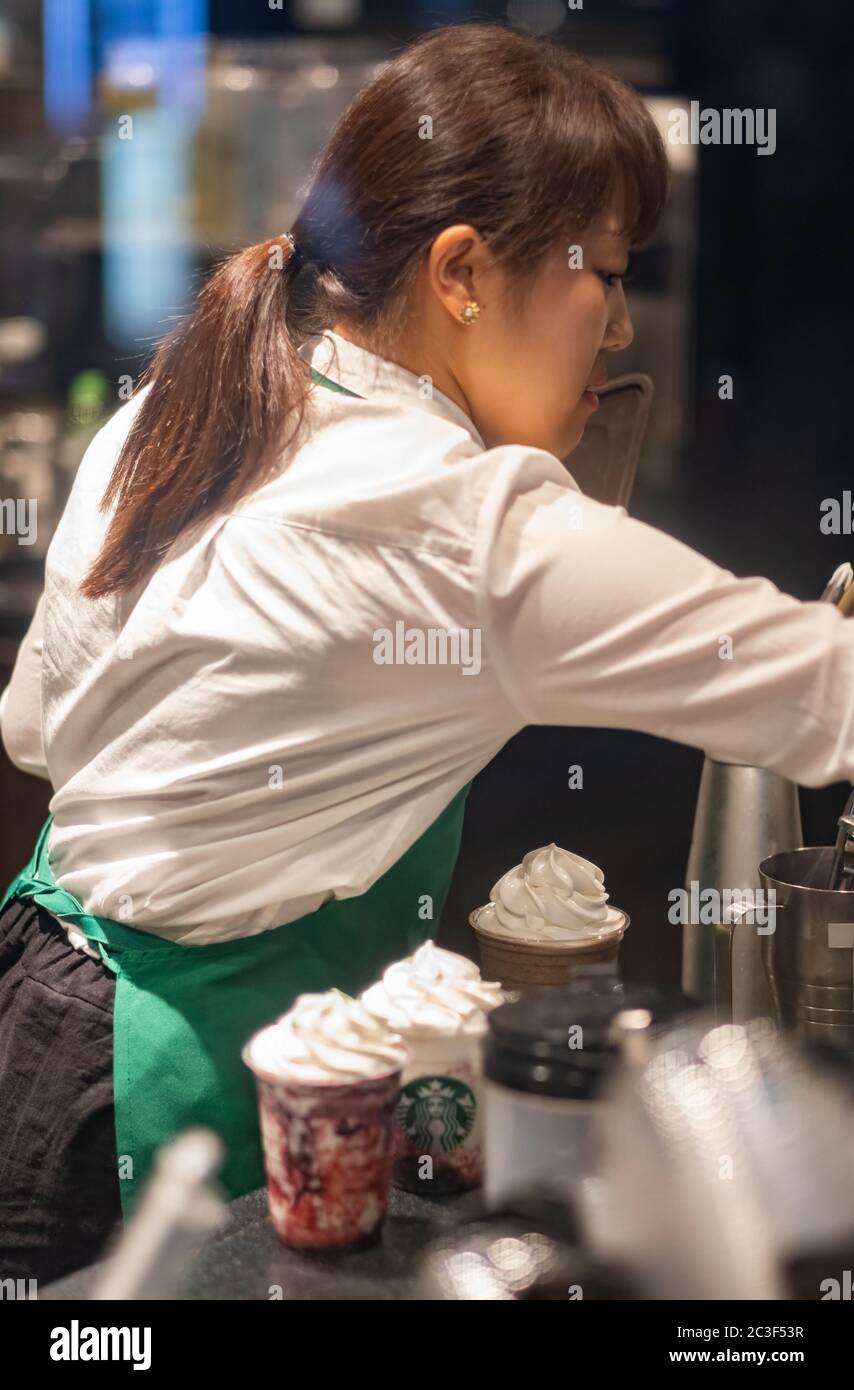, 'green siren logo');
397,1076,476,1152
